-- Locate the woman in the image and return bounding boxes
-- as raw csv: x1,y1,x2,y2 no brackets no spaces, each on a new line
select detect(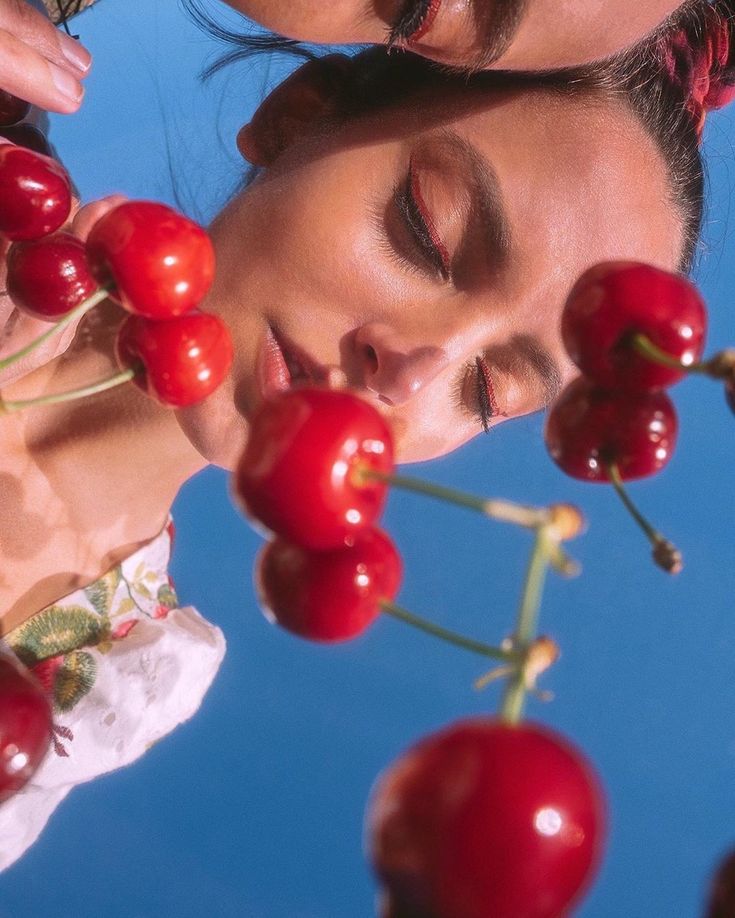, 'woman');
0,48,694,620
0,6,720,873
210,0,686,72
3,0,729,113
